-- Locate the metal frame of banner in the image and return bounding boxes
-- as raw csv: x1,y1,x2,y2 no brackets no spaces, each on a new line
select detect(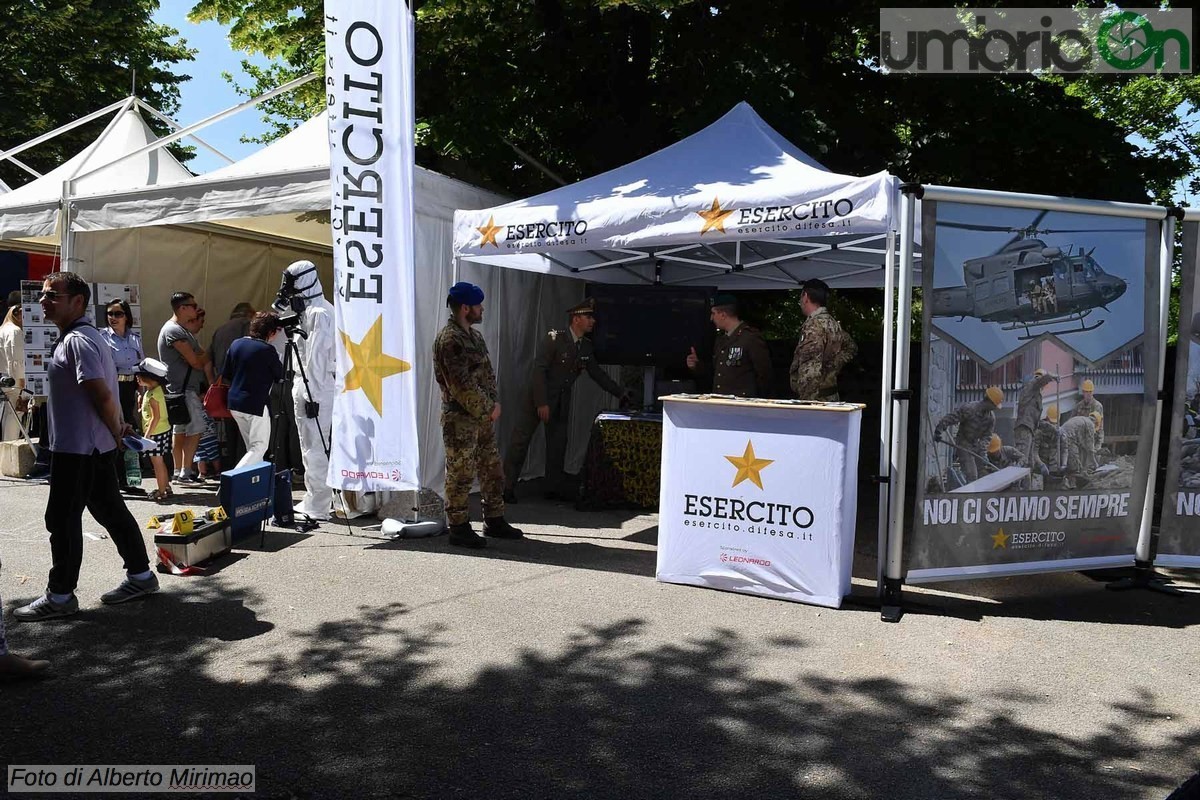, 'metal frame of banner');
879,184,1170,622
1107,207,1193,593
1154,210,1200,571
